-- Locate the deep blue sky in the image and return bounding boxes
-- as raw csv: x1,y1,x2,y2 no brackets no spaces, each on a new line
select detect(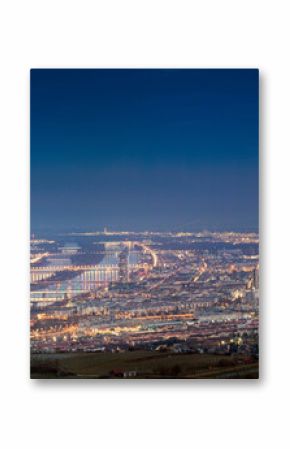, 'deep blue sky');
31,69,258,232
